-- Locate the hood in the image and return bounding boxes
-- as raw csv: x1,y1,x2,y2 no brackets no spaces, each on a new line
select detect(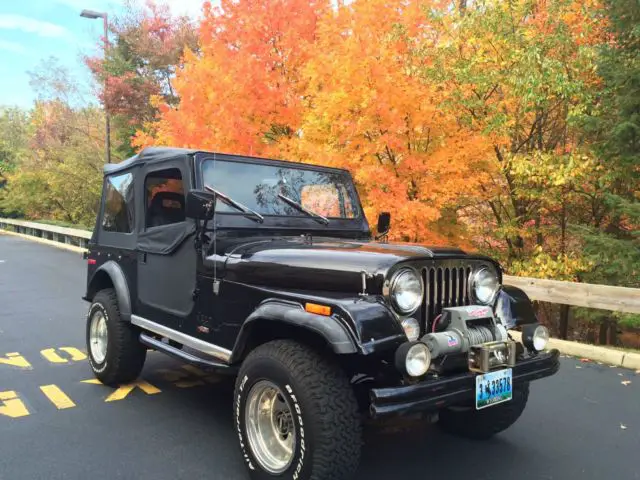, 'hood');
219,236,473,294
